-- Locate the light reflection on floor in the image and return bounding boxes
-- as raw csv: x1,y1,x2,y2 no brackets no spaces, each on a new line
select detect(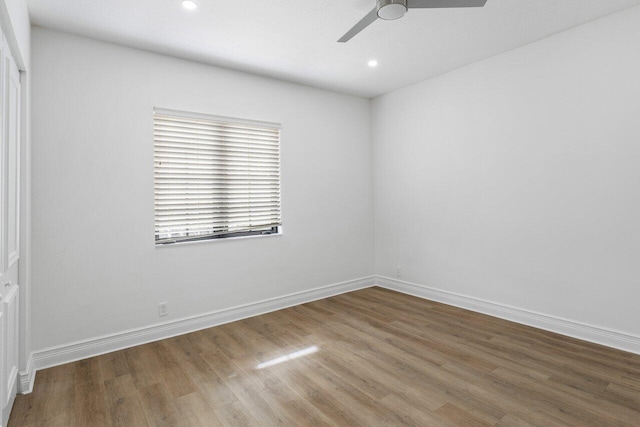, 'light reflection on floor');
255,345,319,370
